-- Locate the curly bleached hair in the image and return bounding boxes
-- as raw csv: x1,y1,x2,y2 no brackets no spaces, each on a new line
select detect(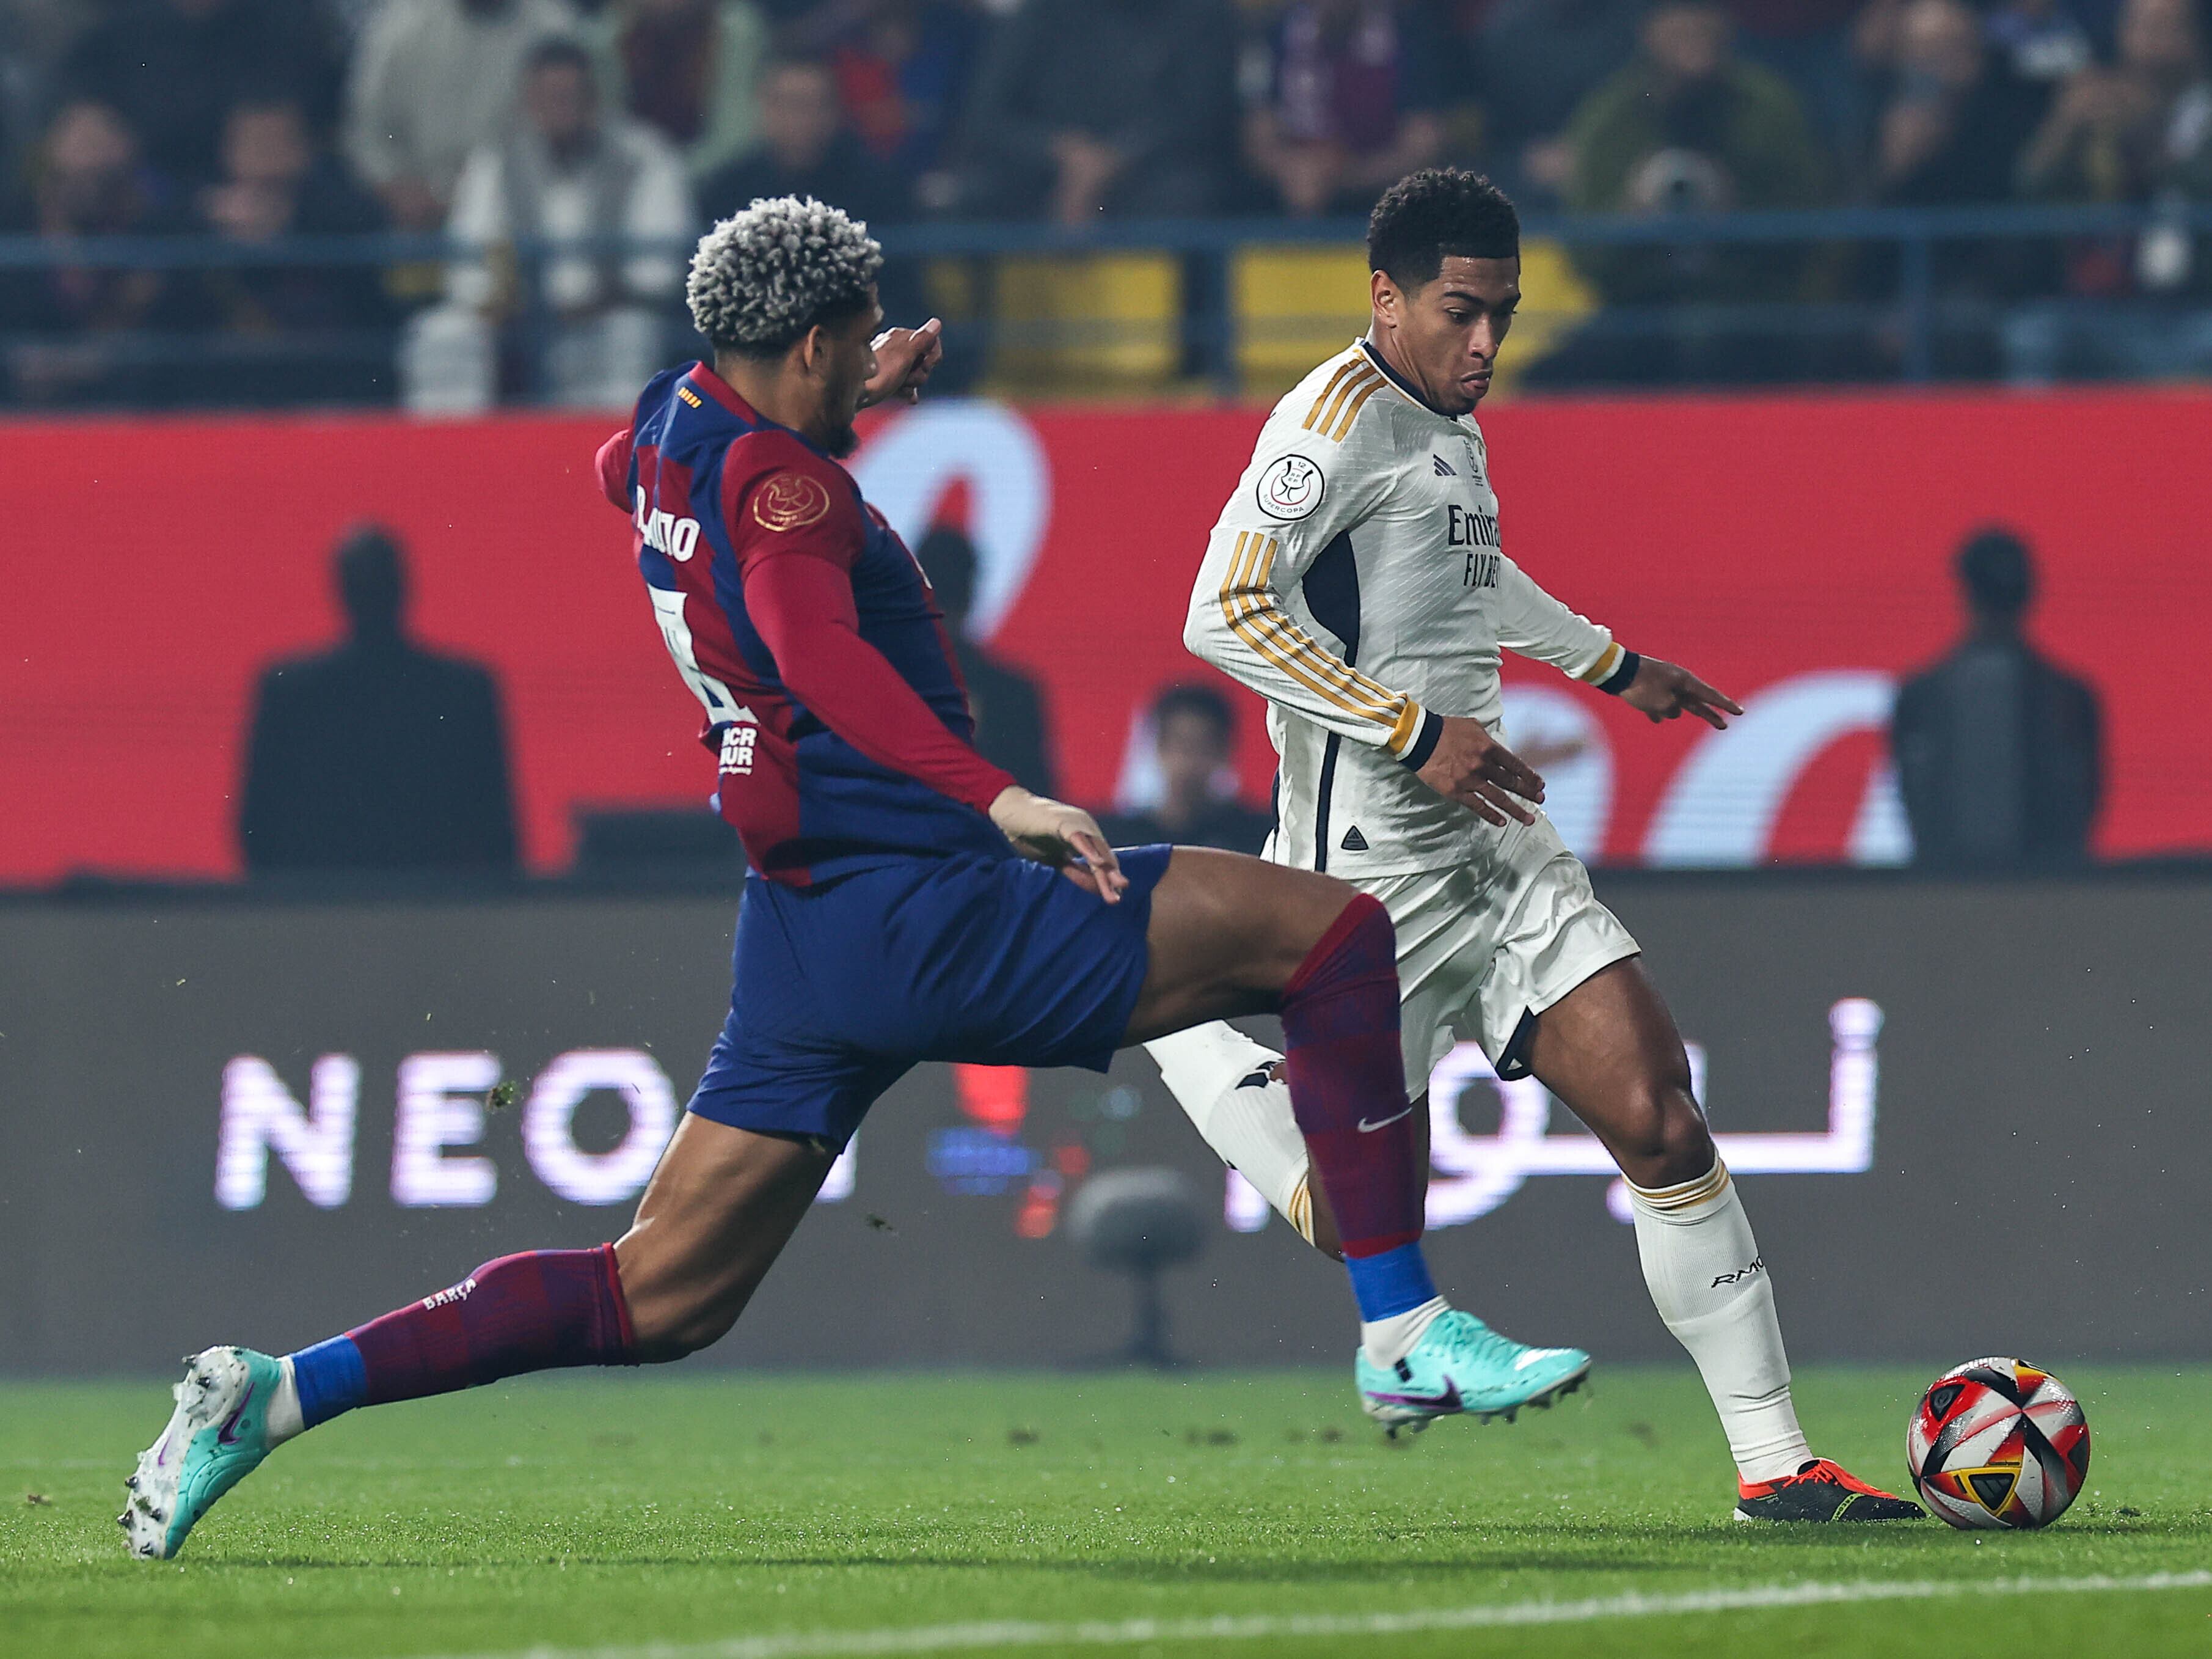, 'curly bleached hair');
687,196,883,357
